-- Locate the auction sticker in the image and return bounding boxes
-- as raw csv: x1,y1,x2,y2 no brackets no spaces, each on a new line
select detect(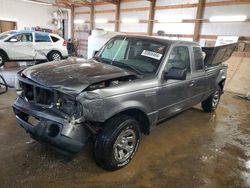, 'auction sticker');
141,50,163,60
